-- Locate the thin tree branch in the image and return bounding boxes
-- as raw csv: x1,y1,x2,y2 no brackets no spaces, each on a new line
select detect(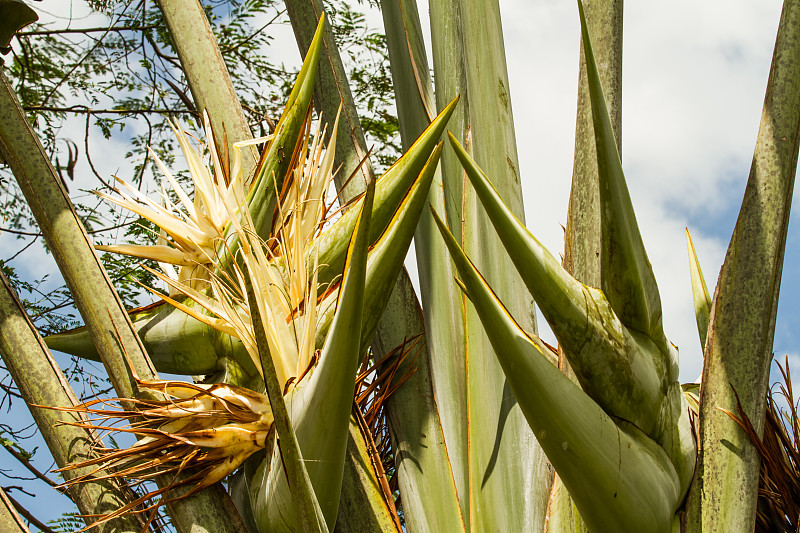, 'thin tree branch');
1,442,60,490
142,34,183,70
6,238,37,262
1,222,131,237
4,491,58,533
0,380,24,402
38,5,135,108
3,486,35,498
82,113,114,191
18,25,157,36
162,79,196,114
219,10,285,53
23,106,197,116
